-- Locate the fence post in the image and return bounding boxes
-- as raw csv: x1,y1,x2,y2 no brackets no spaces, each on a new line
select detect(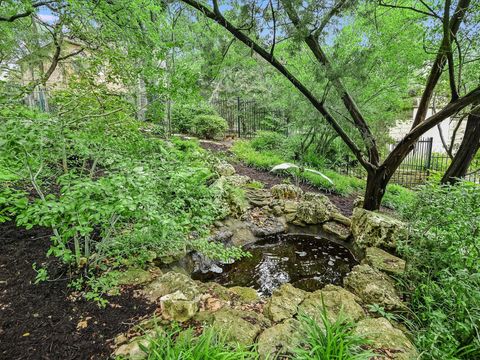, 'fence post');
237,97,241,138
425,137,433,170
